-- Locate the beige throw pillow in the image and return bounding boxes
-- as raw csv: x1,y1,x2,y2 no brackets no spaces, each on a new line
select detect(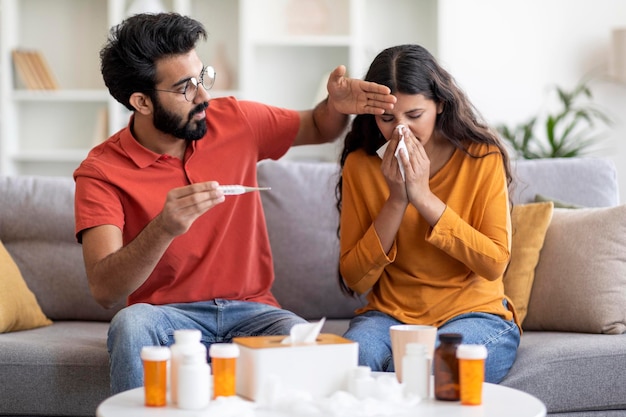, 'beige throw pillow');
523,205,626,334
503,202,554,324
0,240,52,332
